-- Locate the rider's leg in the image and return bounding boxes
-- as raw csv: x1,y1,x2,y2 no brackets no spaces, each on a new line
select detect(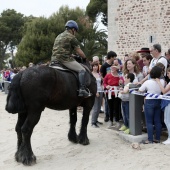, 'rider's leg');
62,61,90,97
77,69,90,97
